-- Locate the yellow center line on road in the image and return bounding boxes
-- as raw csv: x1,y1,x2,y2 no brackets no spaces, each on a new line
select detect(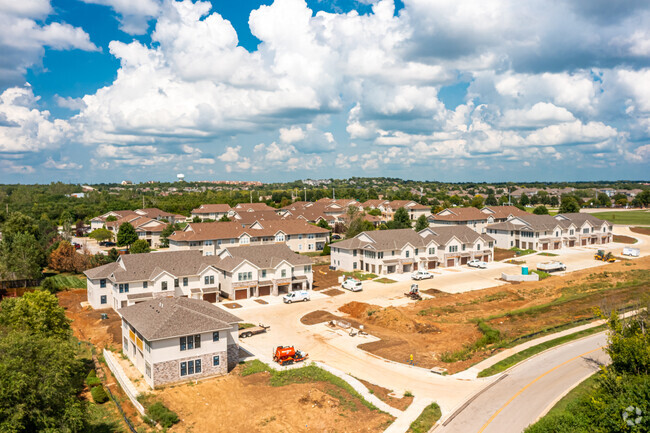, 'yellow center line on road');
477,345,605,433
